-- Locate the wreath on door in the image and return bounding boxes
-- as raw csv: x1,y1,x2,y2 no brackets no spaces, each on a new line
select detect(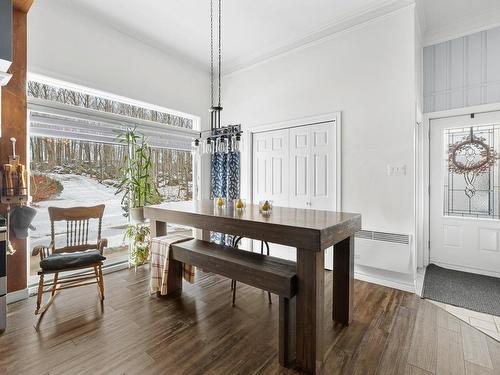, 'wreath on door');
448,127,498,198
